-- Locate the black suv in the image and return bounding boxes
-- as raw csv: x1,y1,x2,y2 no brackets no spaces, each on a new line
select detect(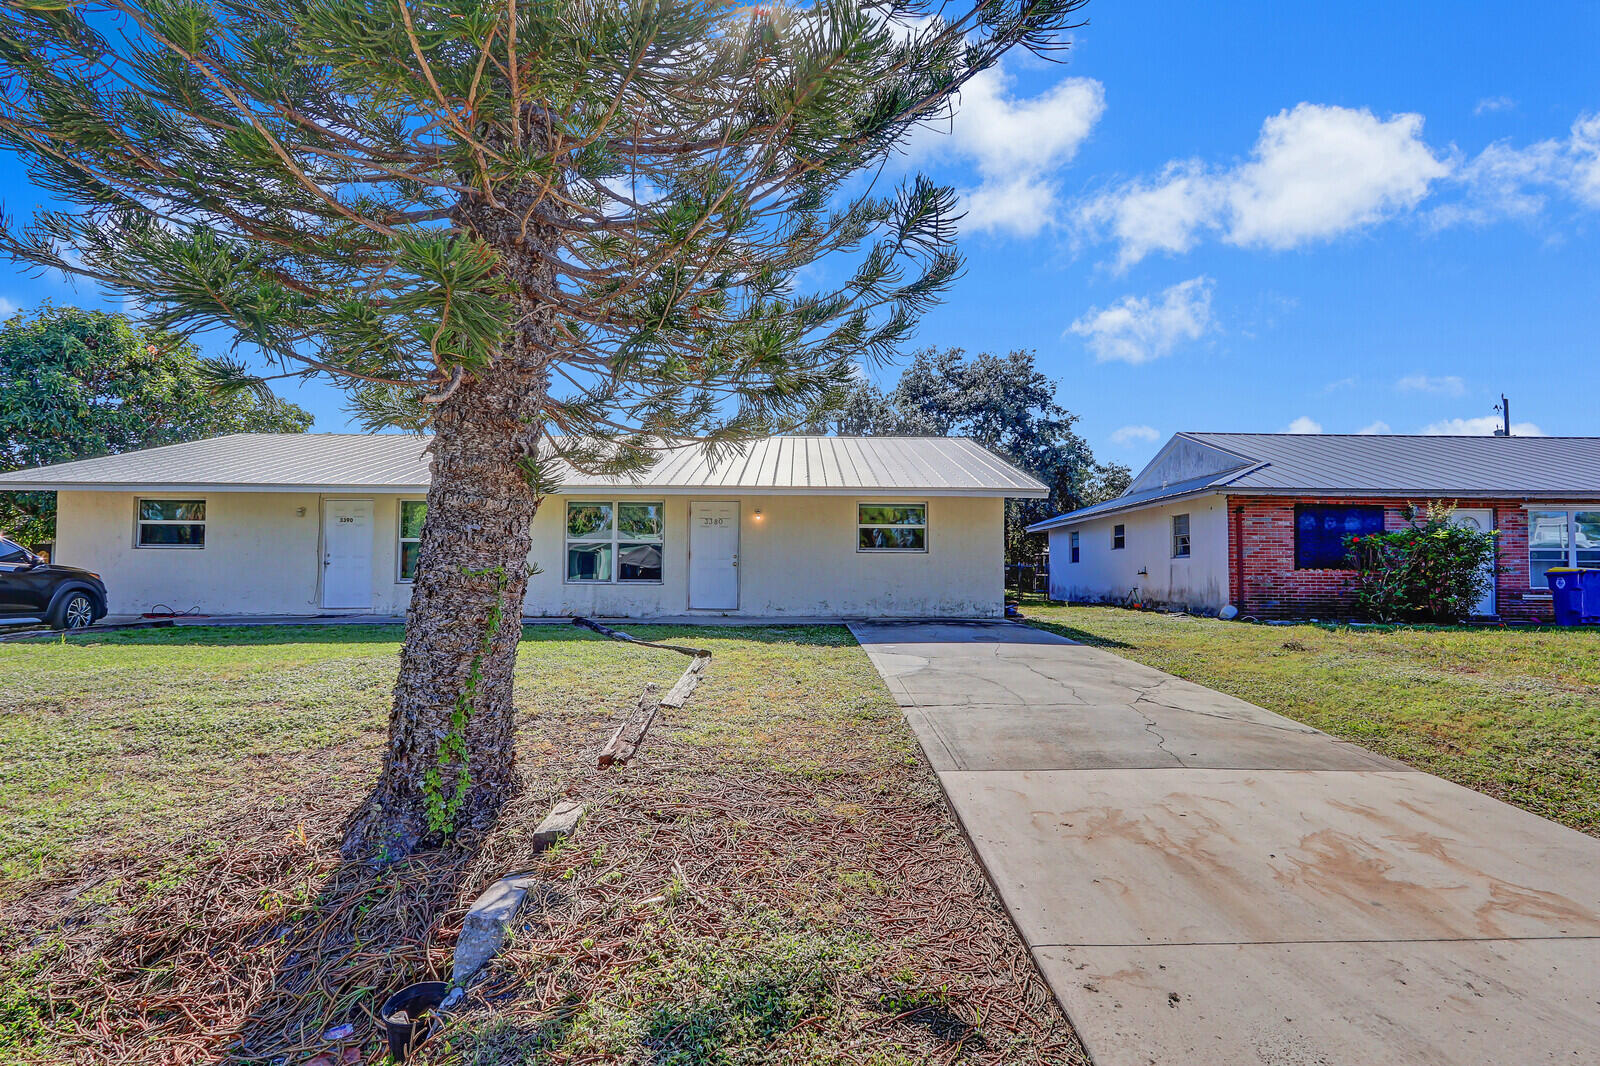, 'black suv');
0,537,107,630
